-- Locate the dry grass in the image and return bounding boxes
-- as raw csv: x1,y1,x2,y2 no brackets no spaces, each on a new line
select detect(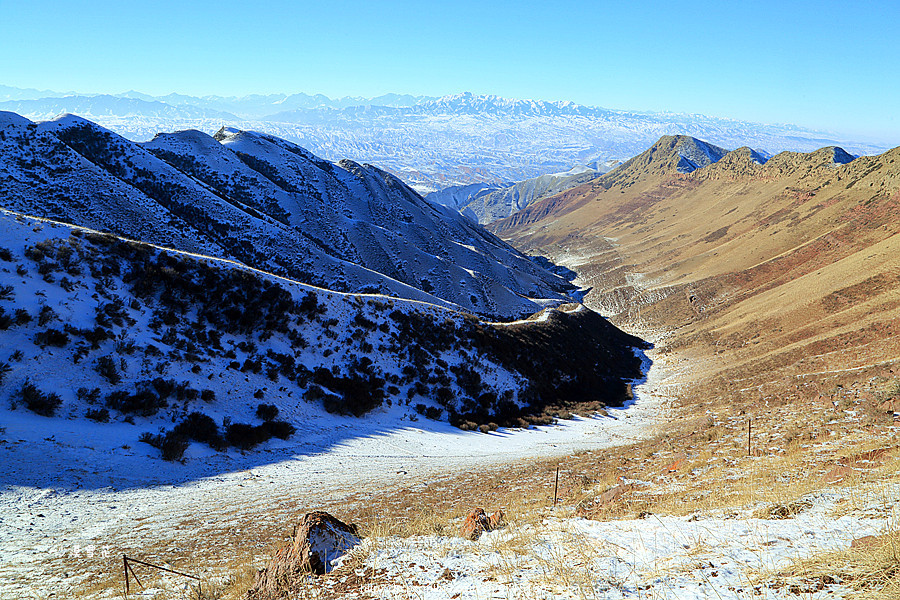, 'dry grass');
63,391,899,599
769,530,900,599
